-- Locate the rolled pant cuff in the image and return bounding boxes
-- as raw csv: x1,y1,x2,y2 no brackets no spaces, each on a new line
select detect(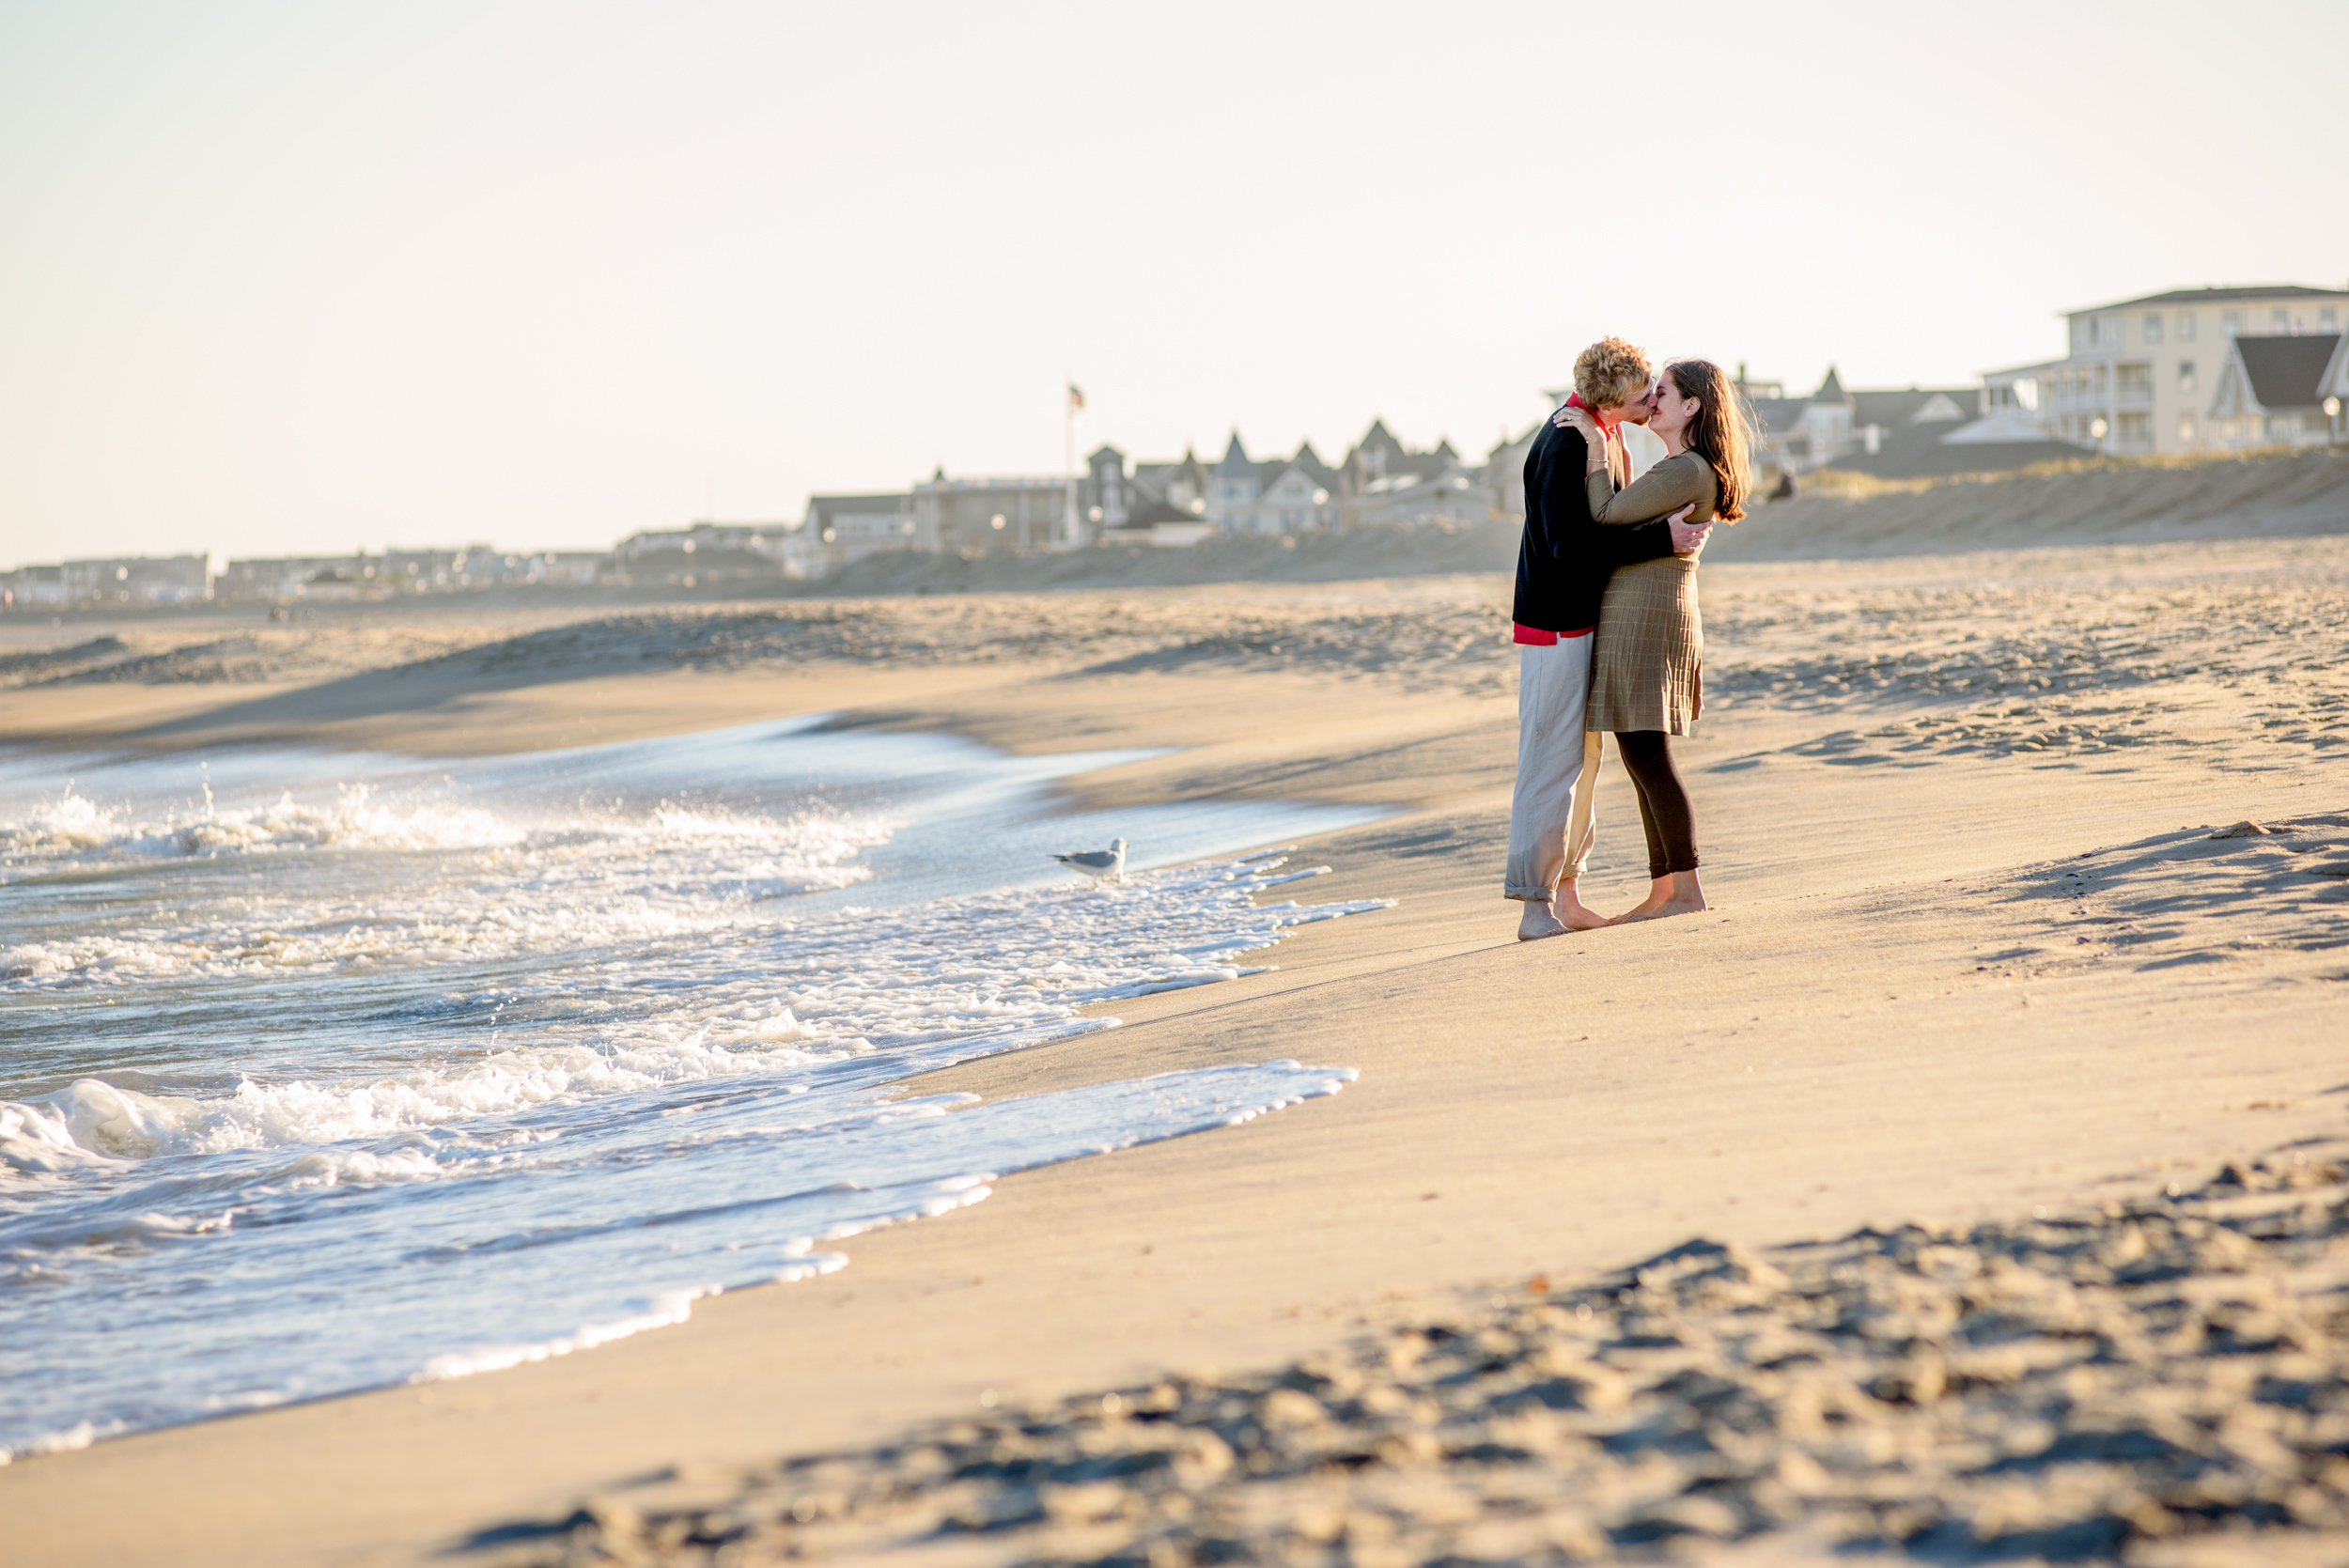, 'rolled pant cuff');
1503,884,1555,902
